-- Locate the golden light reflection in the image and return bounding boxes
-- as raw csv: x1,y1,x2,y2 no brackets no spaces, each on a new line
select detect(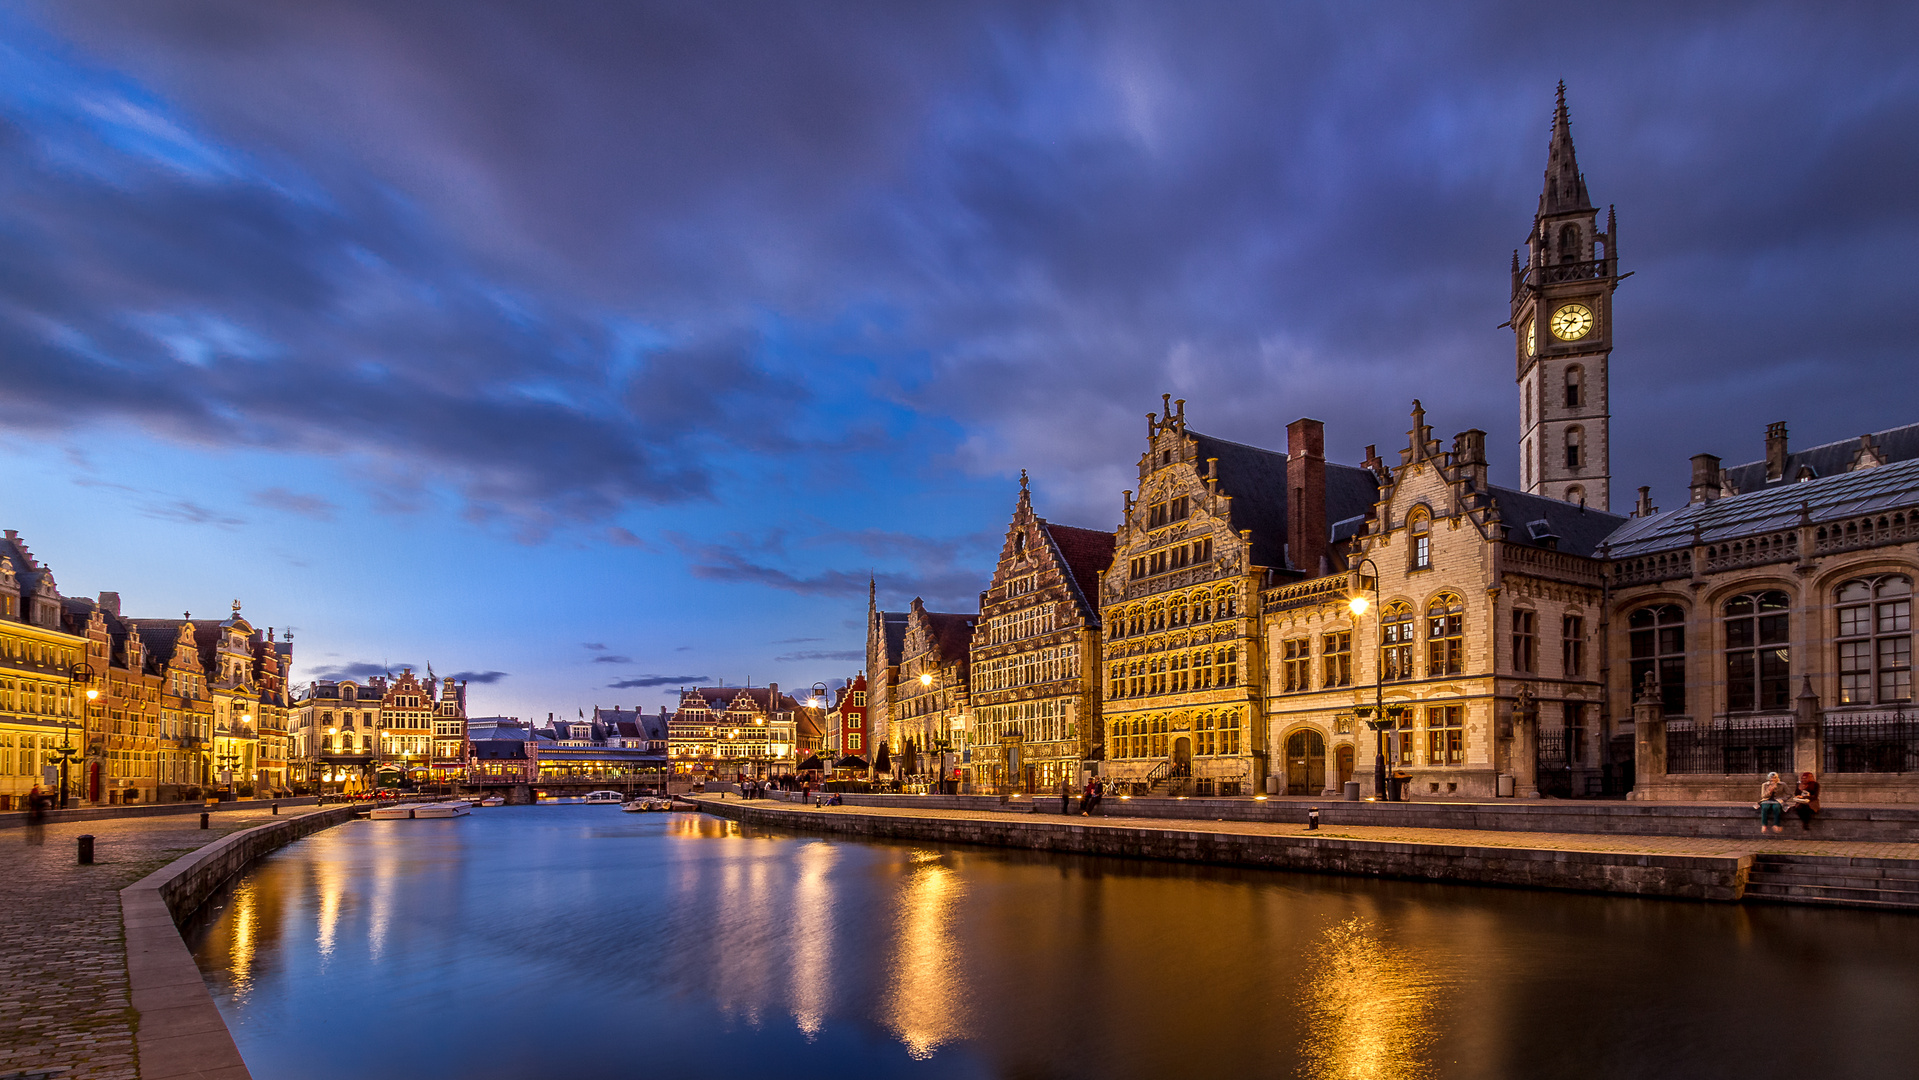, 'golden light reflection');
315,856,343,966
227,881,258,1005
788,840,836,1039
884,856,967,1060
1299,917,1446,1080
